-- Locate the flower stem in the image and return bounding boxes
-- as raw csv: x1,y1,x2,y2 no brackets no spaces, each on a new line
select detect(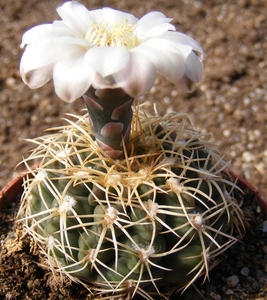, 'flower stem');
83,87,133,159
